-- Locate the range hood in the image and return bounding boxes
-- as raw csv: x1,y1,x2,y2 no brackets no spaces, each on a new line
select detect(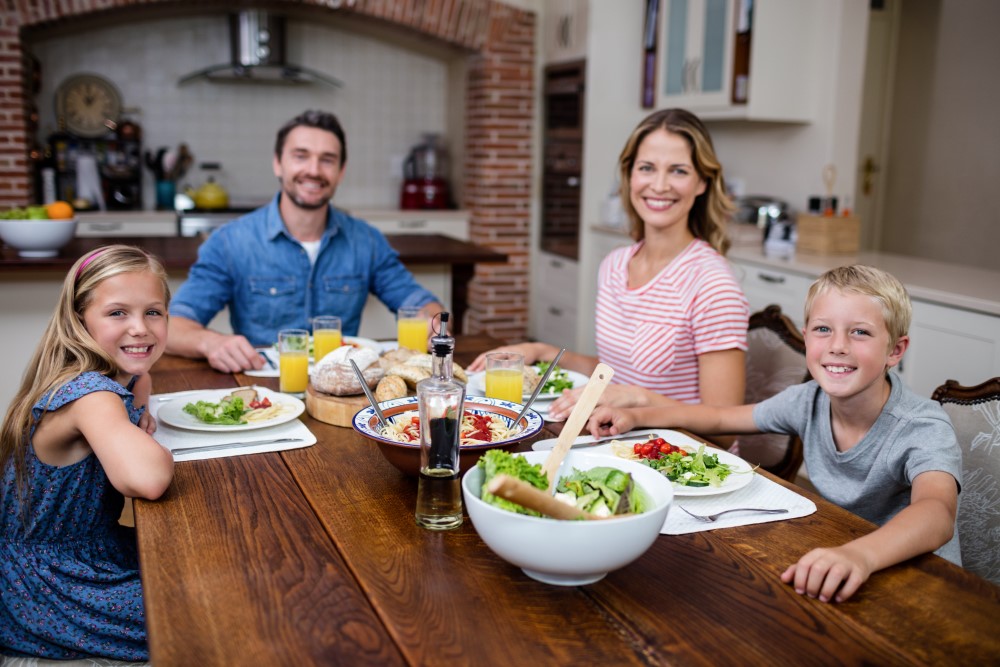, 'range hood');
178,11,342,87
